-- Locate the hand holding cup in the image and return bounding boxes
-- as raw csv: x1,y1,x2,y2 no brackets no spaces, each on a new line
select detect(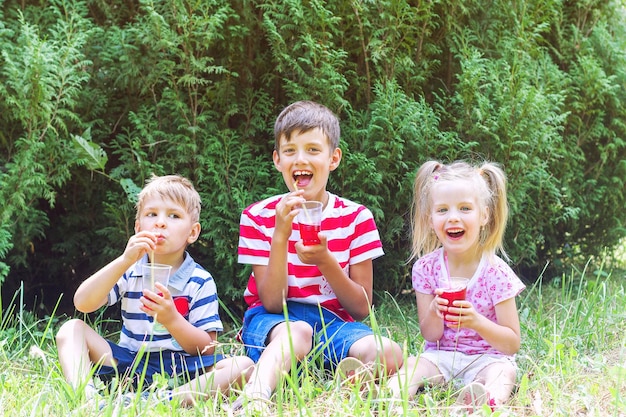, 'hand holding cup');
438,277,468,327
